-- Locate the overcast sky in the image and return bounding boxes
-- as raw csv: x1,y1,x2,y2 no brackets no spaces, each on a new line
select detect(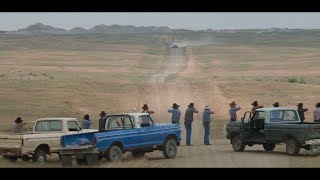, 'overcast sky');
1,13,320,31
